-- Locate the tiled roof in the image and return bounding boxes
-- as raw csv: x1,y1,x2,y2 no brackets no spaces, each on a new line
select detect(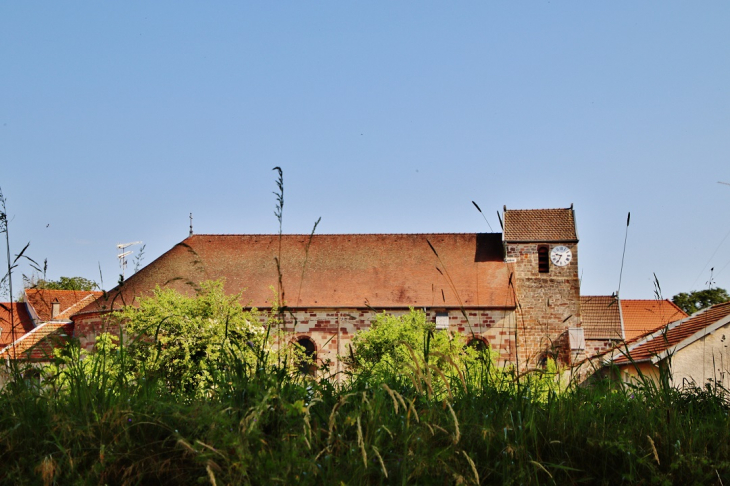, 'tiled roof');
25,289,103,322
0,302,35,347
621,299,687,341
580,295,623,340
77,233,515,313
611,302,730,365
0,322,73,361
503,208,577,242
